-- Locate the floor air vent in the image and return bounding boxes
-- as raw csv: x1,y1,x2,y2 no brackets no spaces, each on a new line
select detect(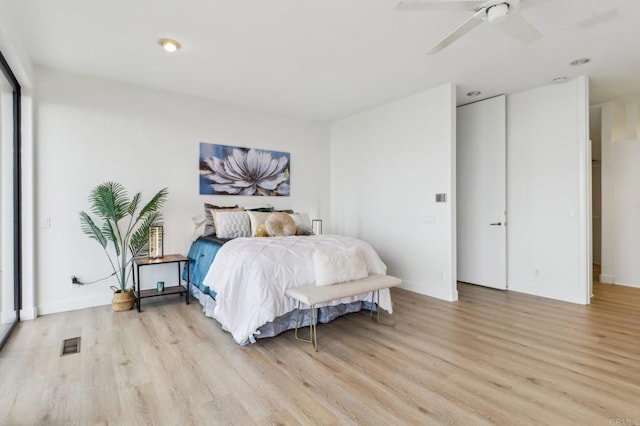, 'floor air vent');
61,337,81,356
